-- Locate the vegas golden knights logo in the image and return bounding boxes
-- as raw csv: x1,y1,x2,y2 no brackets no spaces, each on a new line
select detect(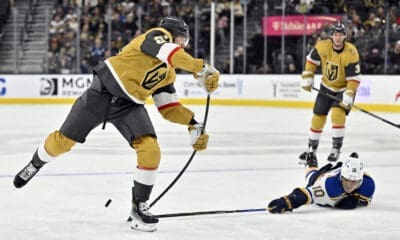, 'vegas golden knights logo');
142,62,168,90
325,62,339,81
